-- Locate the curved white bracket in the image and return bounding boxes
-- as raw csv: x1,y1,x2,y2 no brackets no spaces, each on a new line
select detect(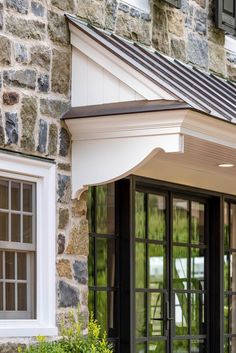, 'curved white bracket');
66,110,186,198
